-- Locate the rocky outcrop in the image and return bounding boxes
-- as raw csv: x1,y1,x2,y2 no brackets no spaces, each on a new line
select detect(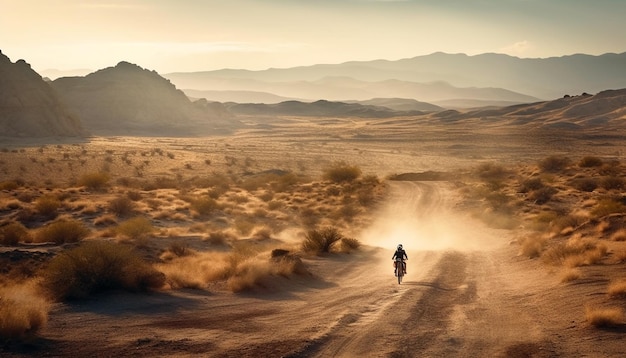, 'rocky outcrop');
0,50,85,137
53,62,238,136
